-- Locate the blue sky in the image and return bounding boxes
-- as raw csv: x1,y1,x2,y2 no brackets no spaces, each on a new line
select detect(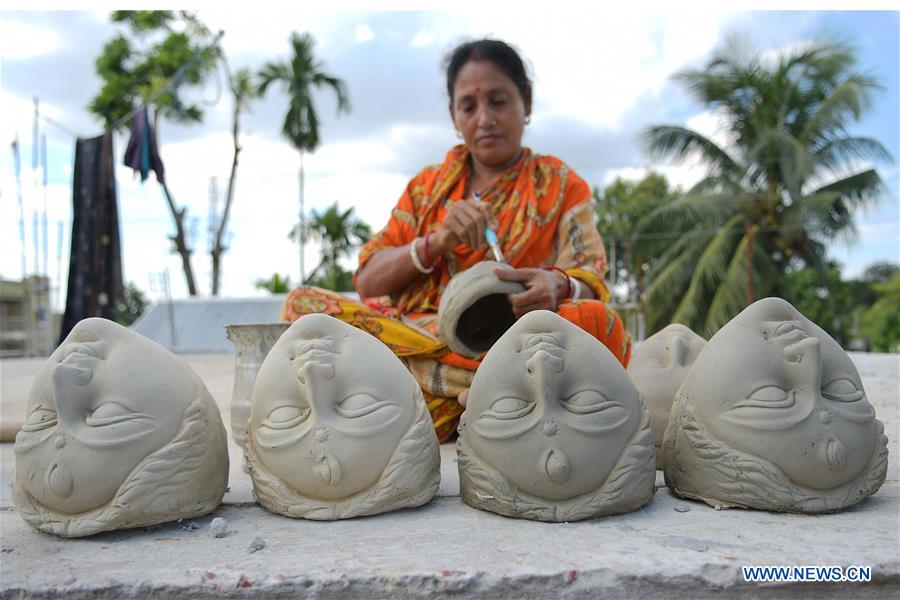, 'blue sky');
0,7,897,304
